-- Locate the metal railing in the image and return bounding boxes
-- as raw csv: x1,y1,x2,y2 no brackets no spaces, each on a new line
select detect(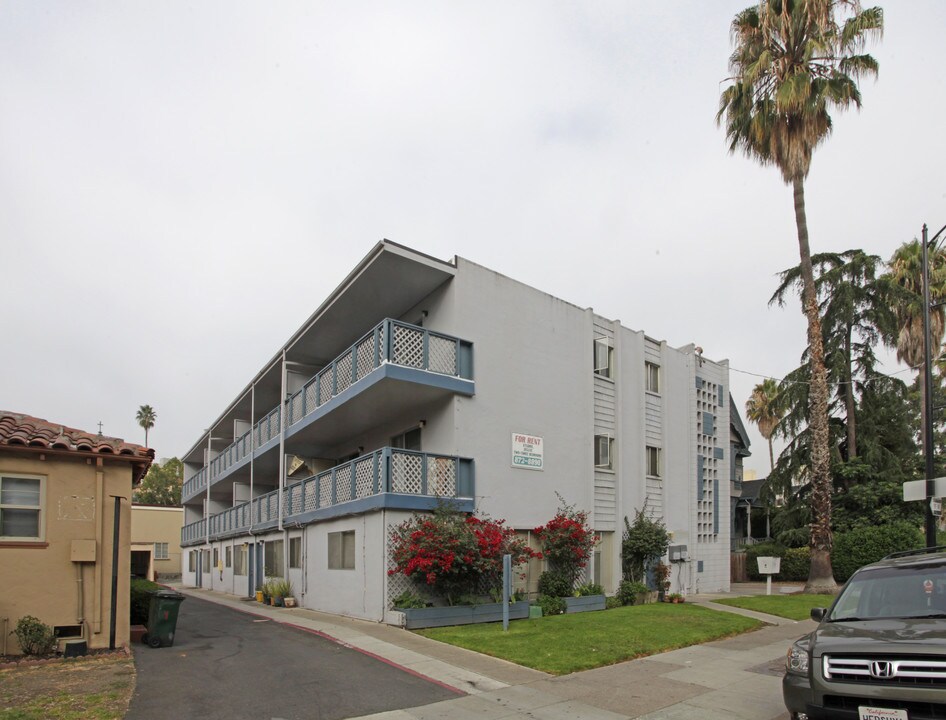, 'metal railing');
180,448,472,546
285,319,469,429
209,430,252,480
183,320,471,504
182,467,208,500
181,517,207,545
